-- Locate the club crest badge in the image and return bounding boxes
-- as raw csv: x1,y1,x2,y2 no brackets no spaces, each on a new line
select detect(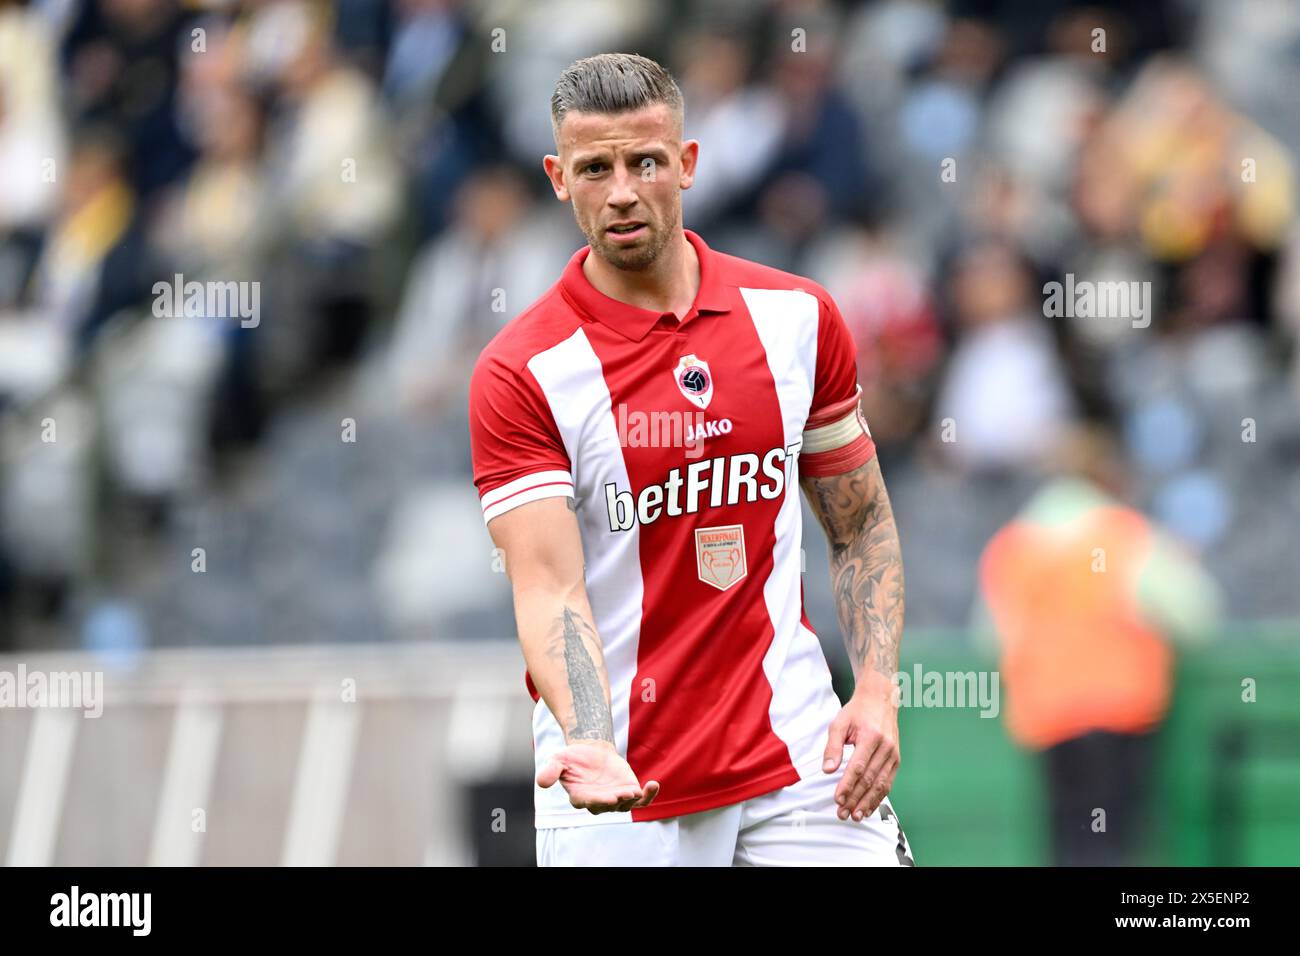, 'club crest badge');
673,354,713,410
695,524,747,591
